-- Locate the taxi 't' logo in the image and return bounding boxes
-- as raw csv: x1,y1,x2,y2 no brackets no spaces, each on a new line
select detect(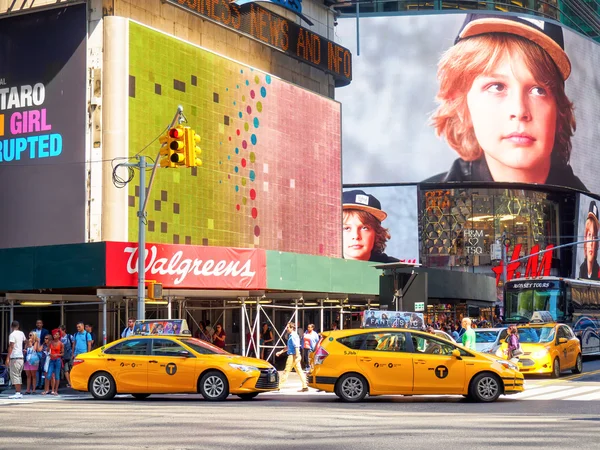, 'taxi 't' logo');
166,363,177,375
434,365,448,379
